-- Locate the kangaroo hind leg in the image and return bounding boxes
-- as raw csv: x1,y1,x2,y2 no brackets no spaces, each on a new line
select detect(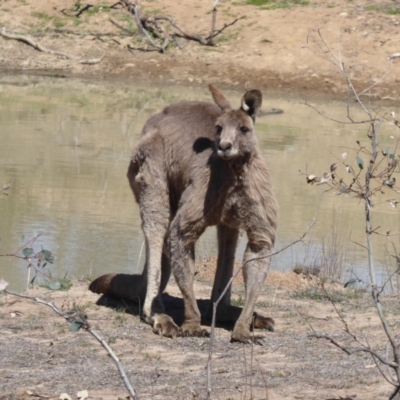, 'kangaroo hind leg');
129,131,179,338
